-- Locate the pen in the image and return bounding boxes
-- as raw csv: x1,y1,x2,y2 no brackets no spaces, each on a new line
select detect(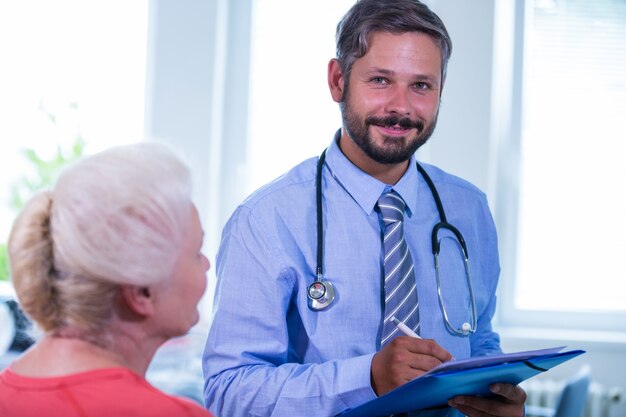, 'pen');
392,316,422,339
